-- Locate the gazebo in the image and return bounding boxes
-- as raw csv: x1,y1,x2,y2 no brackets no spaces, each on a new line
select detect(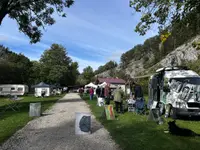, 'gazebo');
85,82,97,88
32,82,55,97
84,82,97,95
